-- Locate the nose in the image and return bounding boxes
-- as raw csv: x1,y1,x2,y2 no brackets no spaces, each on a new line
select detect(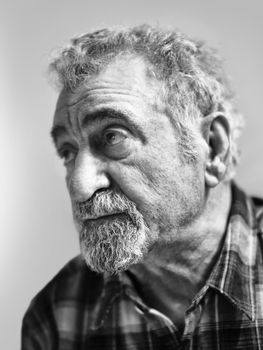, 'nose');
68,149,111,202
